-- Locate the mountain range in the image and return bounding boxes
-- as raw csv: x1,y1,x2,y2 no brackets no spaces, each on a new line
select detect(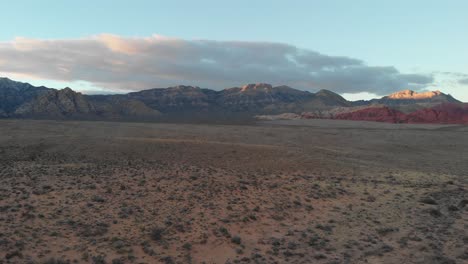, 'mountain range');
1,77,466,124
